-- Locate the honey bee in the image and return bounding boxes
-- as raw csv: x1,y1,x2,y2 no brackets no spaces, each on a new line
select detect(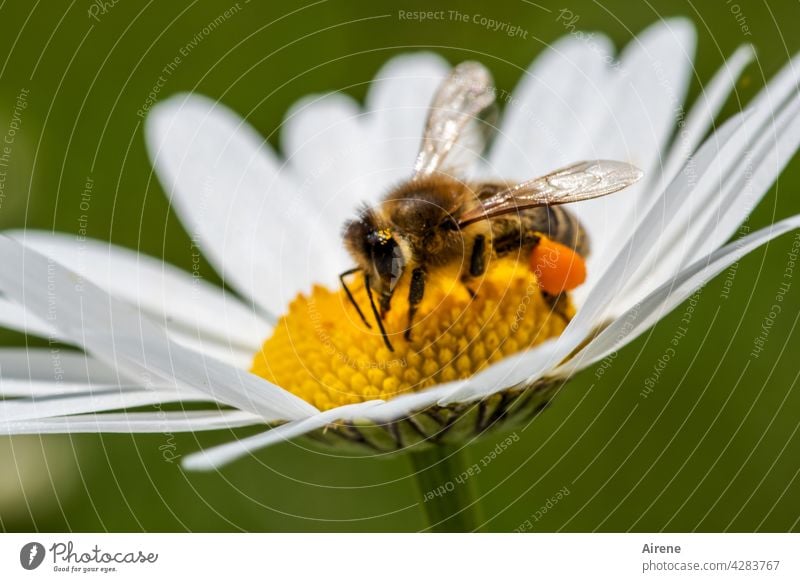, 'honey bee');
342,61,643,351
